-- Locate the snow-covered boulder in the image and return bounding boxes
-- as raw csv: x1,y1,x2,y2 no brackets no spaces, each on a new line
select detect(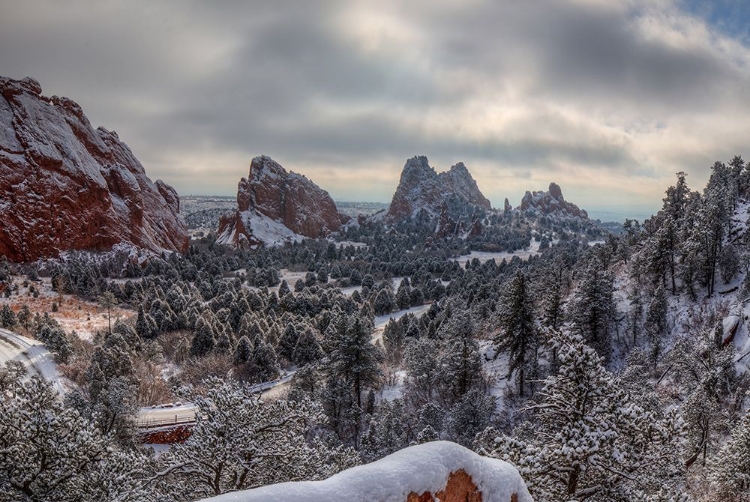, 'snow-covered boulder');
198,441,531,502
